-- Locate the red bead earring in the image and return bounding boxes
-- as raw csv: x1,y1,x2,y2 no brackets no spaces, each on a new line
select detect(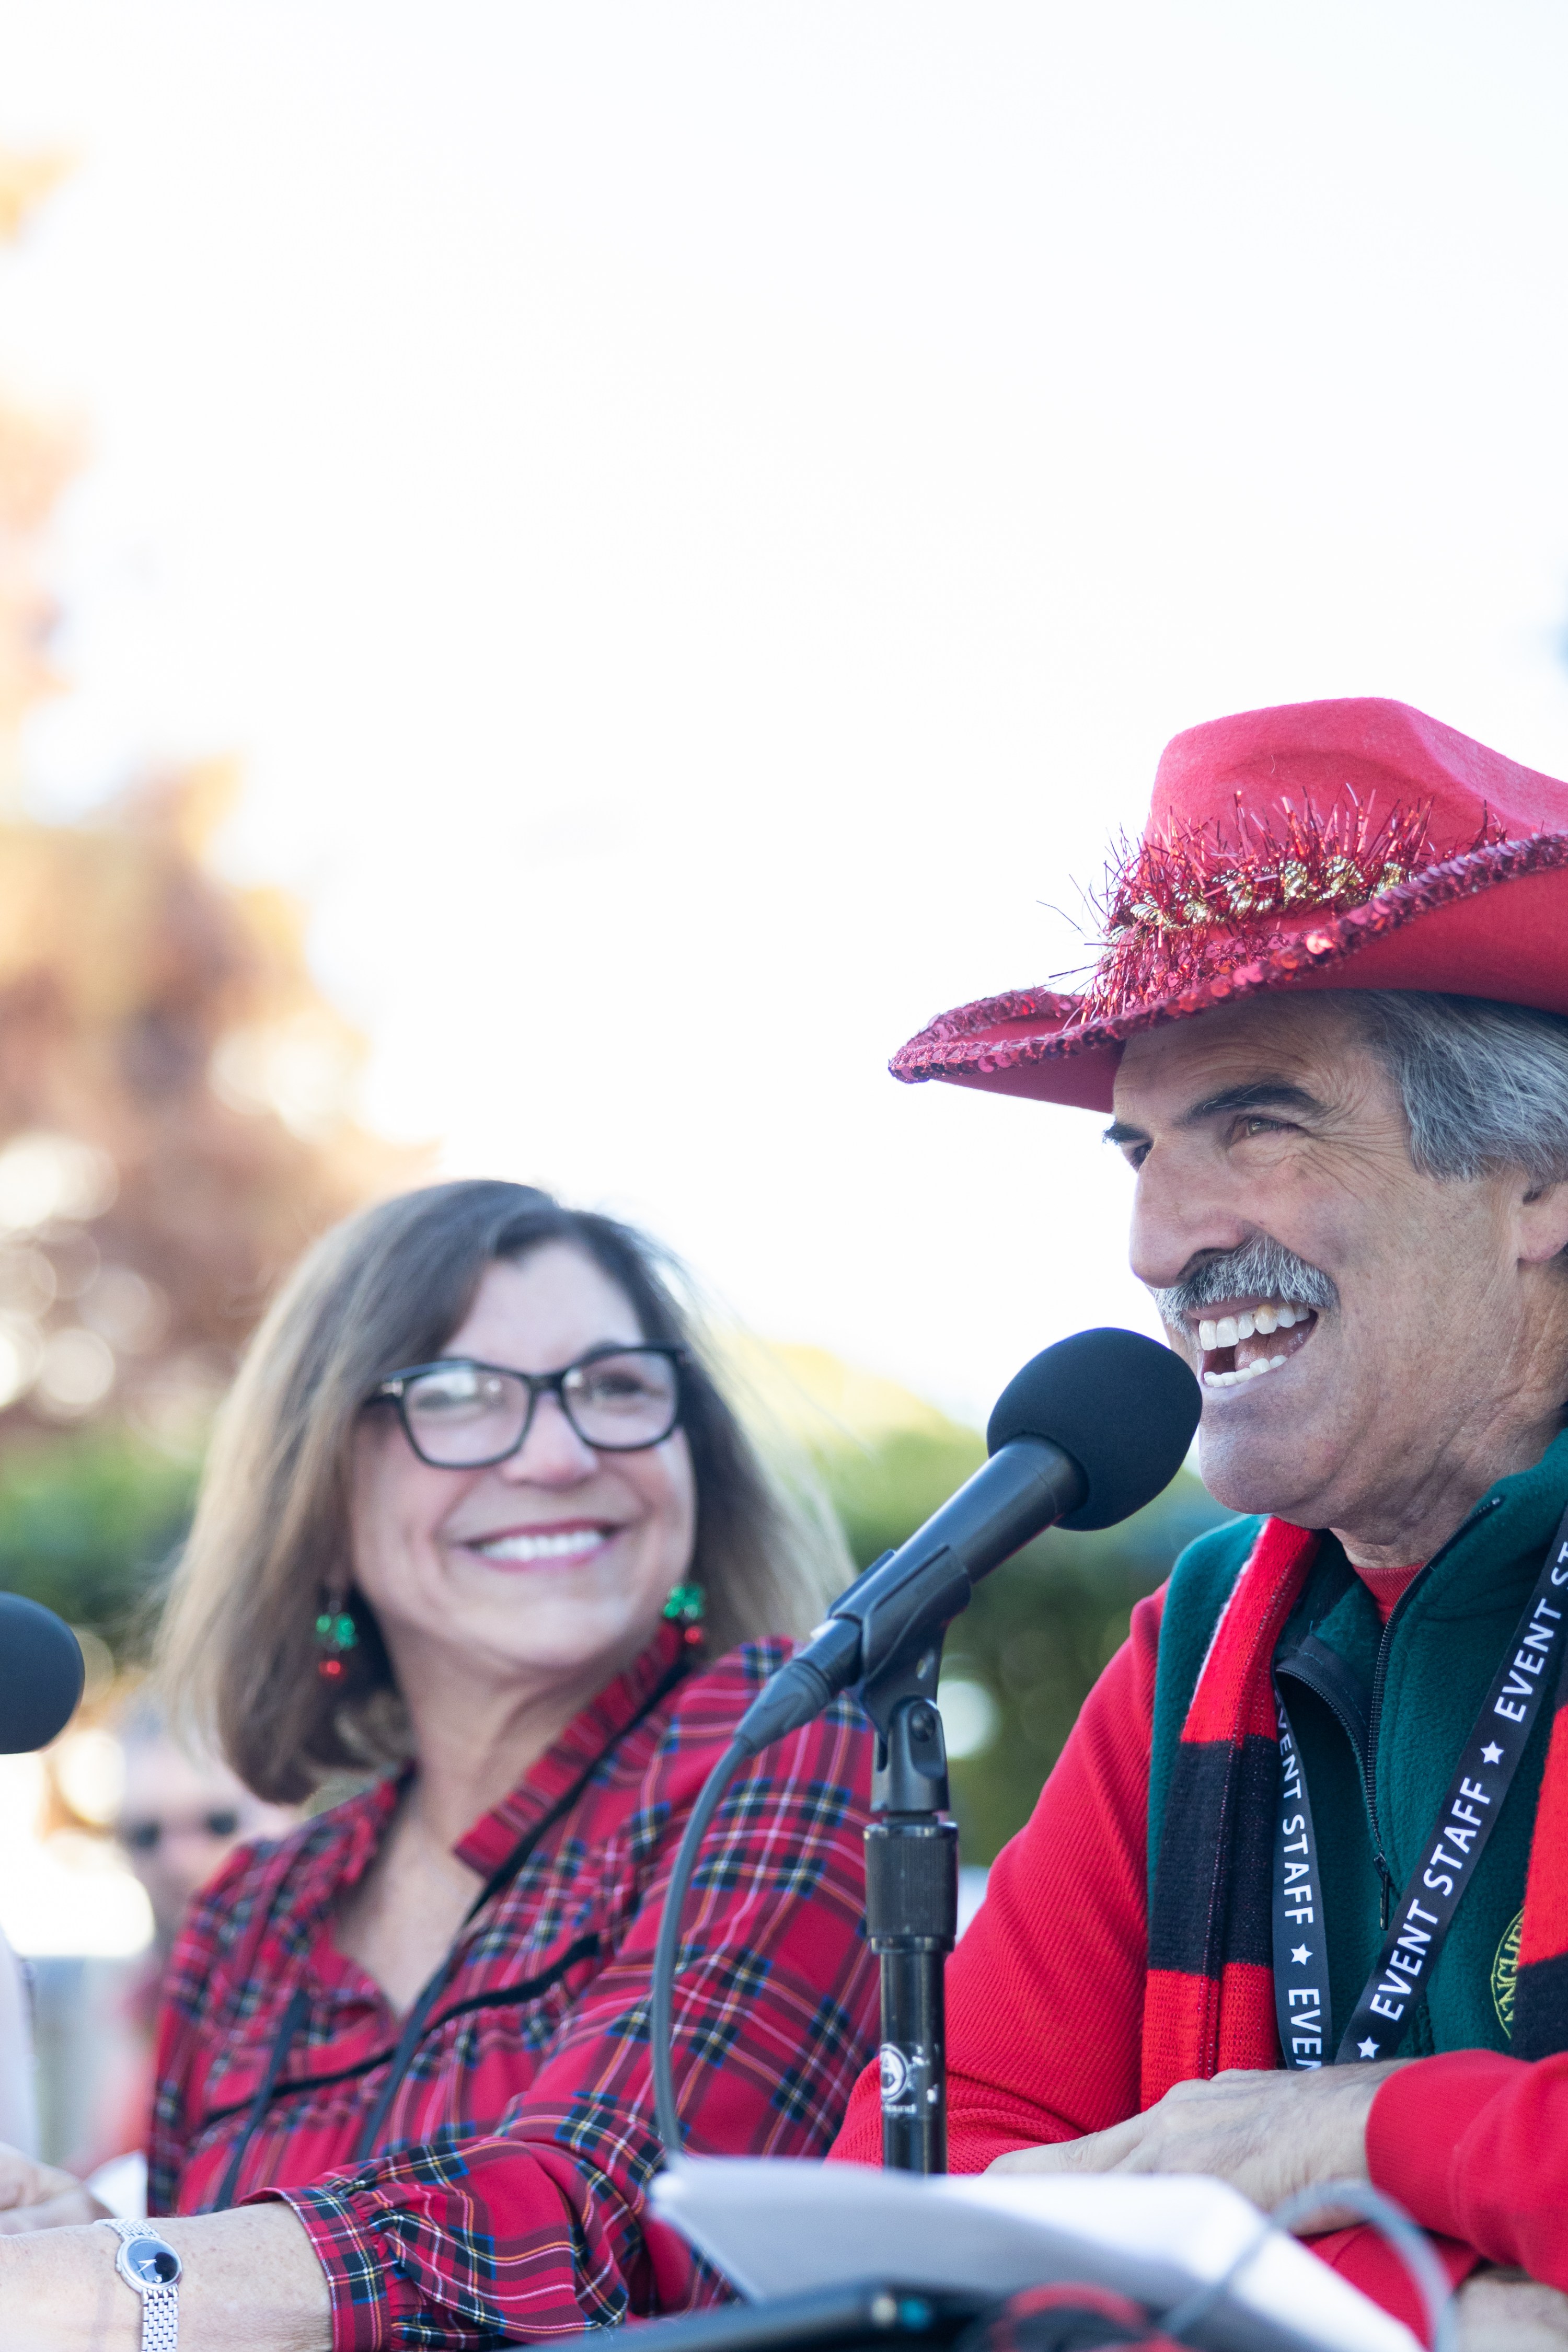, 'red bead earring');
662,1583,707,1648
315,1601,359,1682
